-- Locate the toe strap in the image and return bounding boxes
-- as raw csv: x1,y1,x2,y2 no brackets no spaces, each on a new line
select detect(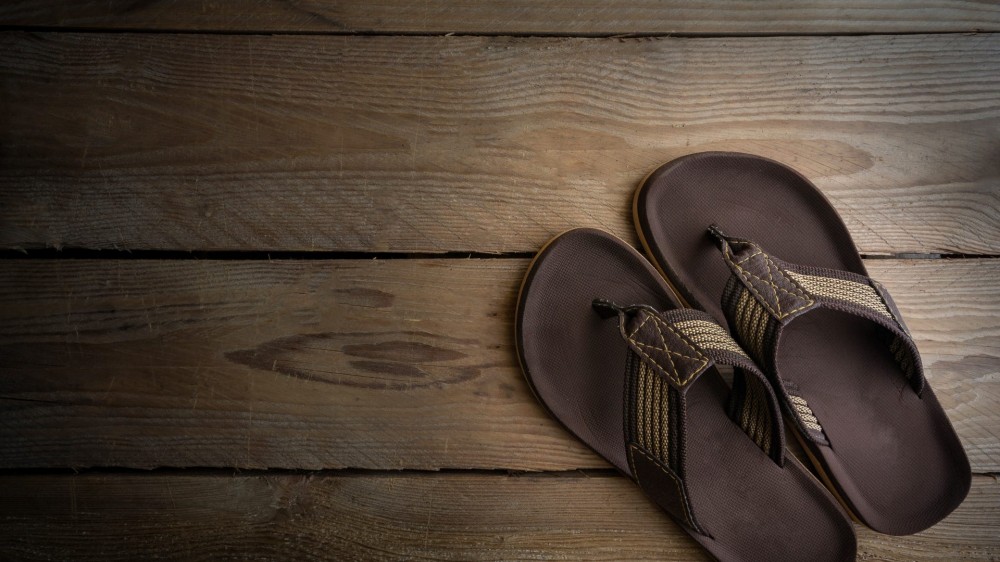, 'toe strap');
593,300,786,534
708,225,923,391
708,224,926,444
